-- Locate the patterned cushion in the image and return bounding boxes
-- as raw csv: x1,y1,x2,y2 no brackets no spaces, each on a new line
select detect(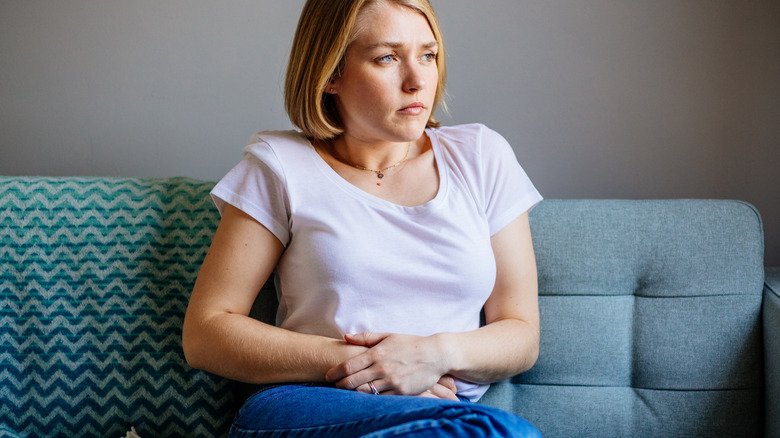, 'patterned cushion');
0,177,234,437
0,424,27,438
